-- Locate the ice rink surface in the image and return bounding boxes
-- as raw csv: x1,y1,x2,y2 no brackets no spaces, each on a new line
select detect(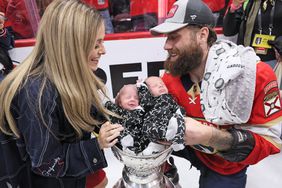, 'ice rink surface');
104,148,282,188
